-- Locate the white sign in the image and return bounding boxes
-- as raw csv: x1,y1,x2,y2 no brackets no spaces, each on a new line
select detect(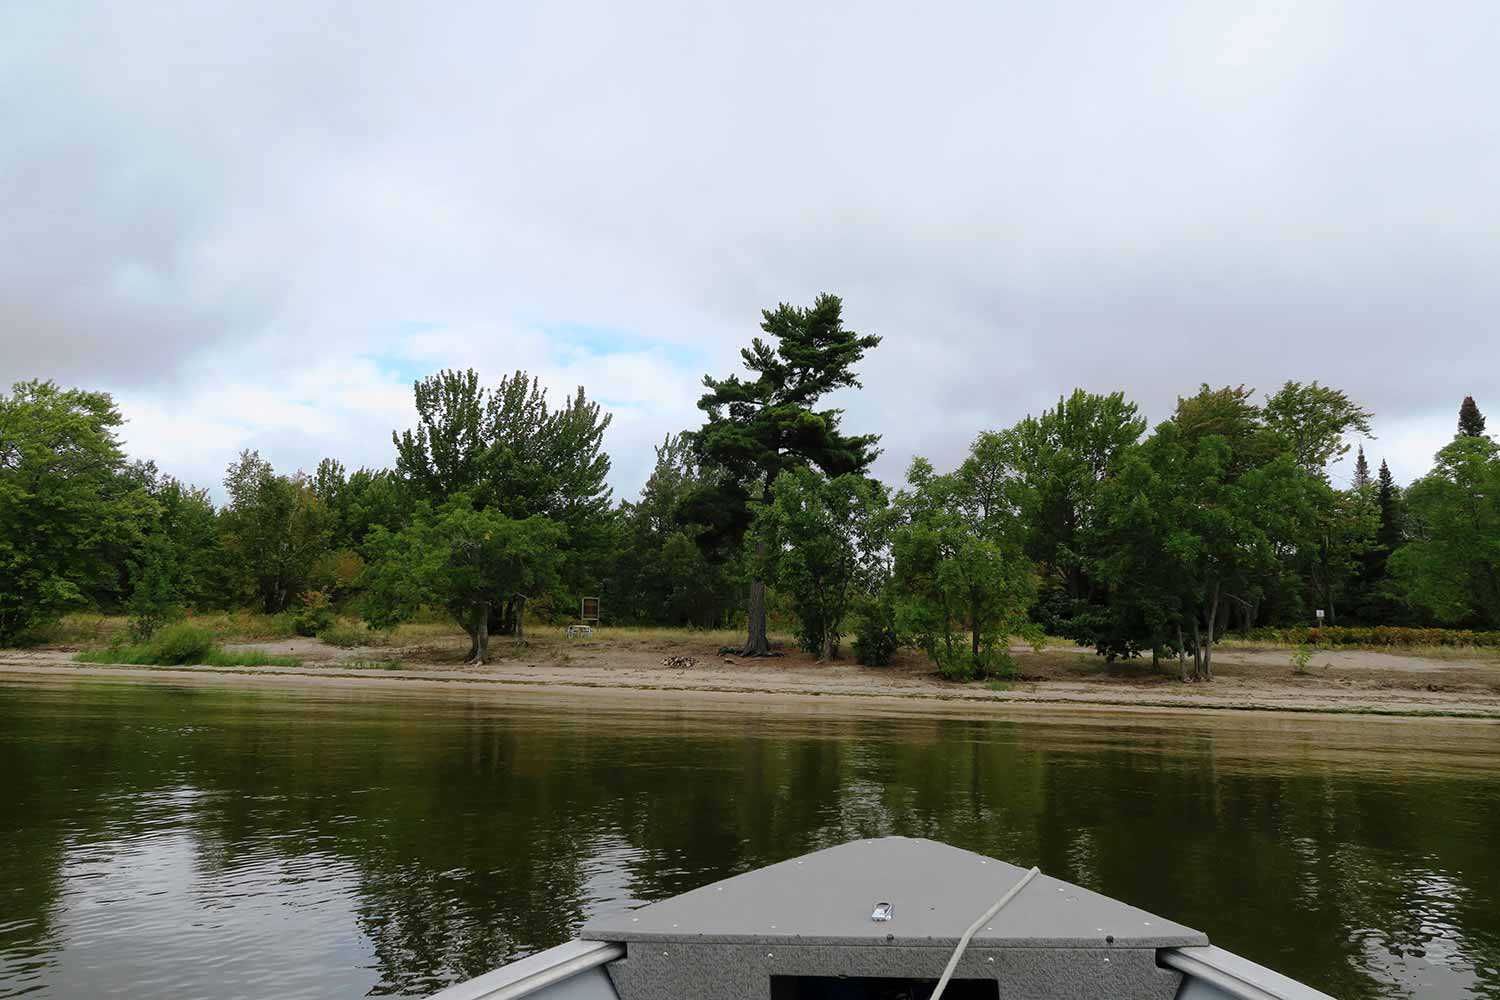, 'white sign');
1315,609,1325,620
